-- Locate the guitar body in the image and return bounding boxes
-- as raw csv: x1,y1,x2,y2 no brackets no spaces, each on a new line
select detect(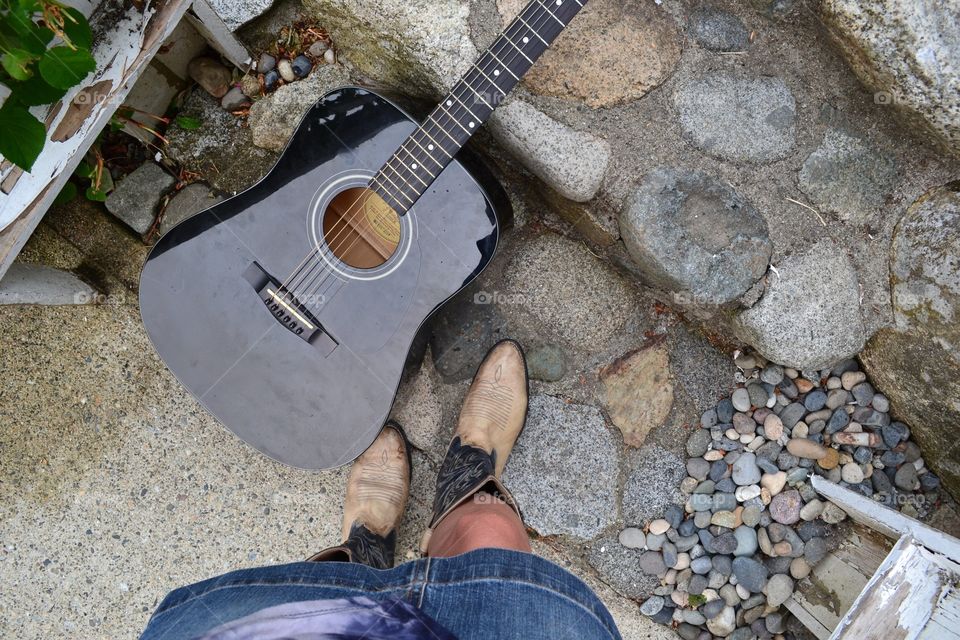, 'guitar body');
139,87,505,469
